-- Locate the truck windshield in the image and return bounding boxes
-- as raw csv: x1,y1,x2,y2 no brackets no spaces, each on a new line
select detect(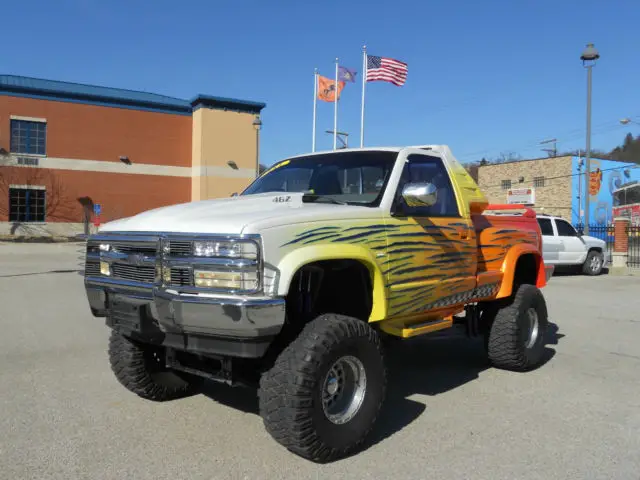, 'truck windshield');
241,150,398,207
